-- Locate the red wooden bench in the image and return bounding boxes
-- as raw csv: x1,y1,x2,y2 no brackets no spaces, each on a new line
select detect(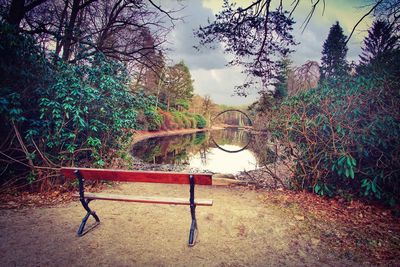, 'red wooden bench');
60,167,213,246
